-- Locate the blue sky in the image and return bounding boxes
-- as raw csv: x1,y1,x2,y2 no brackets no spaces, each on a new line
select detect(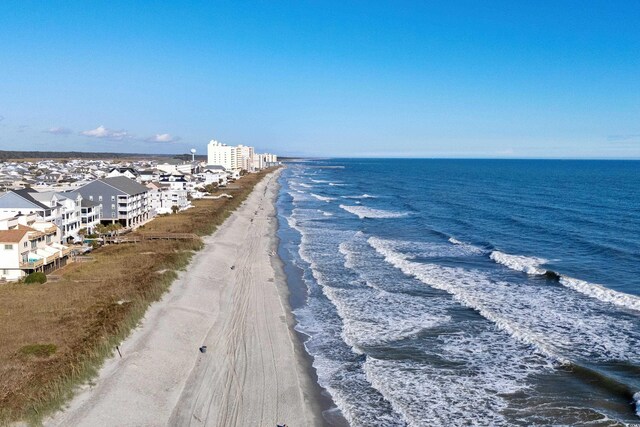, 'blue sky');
0,1,638,158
